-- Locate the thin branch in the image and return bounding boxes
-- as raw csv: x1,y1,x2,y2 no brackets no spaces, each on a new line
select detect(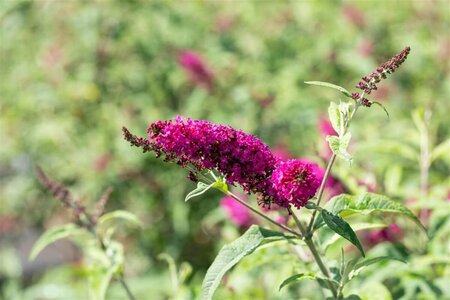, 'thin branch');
226,191,303,238
288,207,338,298
306,154,336,233
36,167,136,300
